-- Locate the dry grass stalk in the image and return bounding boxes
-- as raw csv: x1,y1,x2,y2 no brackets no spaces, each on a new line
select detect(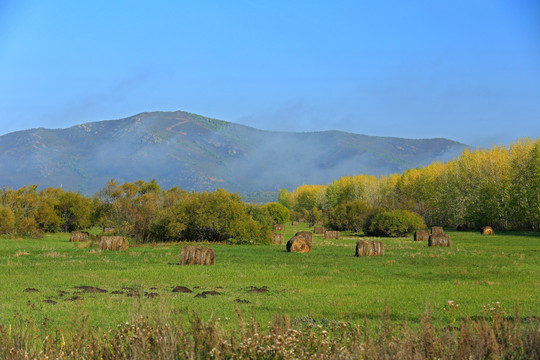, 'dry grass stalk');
428,234,451,247
286,235,312,253
70,231,89,242
98,236,128,251
431,226,444,235
324,230,340,239
414,230,429,241
179,246,215,265
272,233,284,244
355,240,385,256
481,226,495,235
314,226,325,234
274,224,285,231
